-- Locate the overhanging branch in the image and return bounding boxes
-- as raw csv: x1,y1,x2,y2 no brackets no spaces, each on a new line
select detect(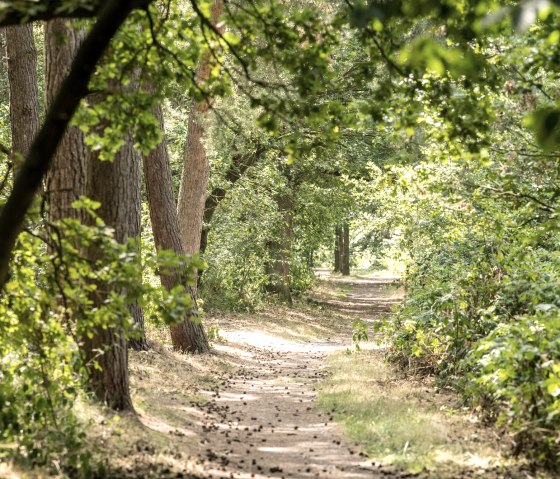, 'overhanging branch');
0,0,148,27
